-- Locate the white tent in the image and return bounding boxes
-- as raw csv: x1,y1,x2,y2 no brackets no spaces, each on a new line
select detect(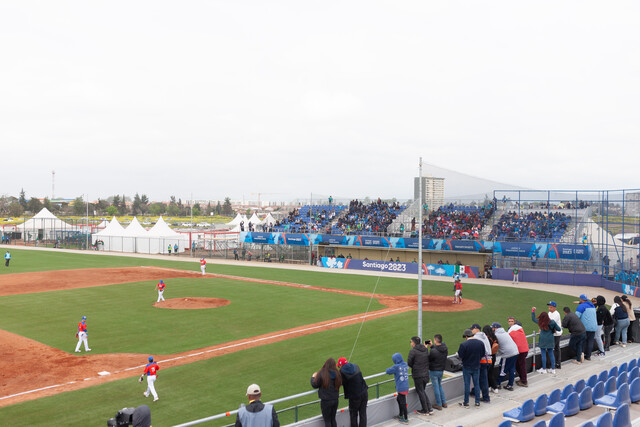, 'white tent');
262,213,277,226
148,216,189,254
248,213,262,228
92,217,126,251
122,217,149,253
16,208,75,241
227,213,244,226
